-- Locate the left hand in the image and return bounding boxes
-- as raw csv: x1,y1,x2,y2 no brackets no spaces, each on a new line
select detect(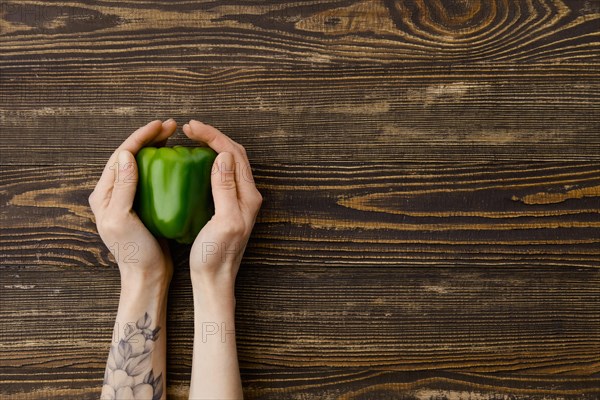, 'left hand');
89,119,177,283
182,120,263,291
